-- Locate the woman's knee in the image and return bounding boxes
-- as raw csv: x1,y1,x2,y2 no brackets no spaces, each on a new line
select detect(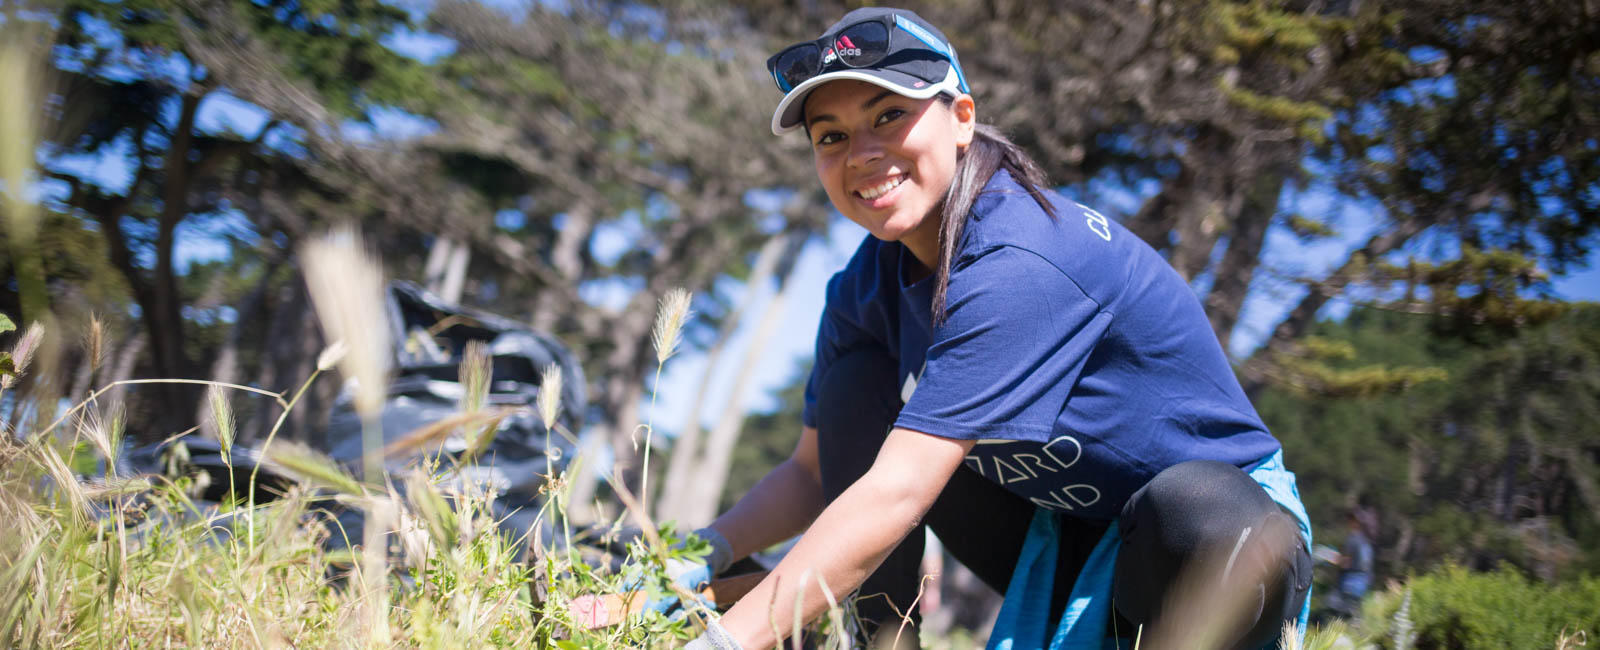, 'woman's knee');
814,347,903,496
814,347,902,432
1113,460,1311,648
